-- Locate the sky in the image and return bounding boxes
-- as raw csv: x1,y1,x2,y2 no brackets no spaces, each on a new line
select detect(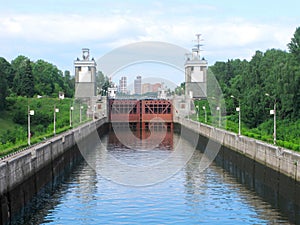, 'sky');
1,0,300,85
